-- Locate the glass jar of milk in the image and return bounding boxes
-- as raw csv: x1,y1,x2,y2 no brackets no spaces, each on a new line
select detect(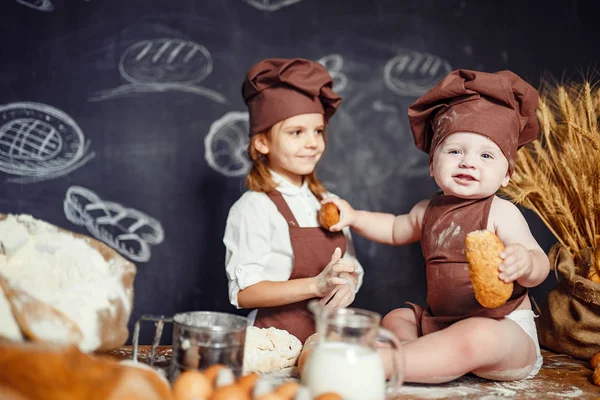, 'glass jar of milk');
302,301,404,400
